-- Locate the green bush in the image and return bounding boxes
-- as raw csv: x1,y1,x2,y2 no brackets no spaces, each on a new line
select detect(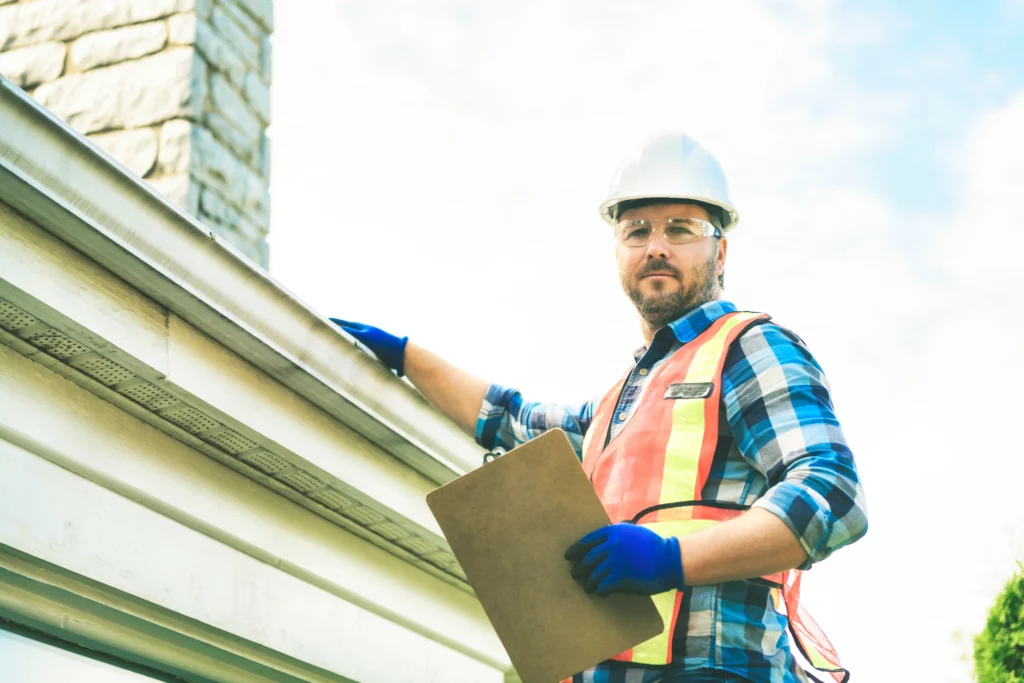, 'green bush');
975,563,1024,682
